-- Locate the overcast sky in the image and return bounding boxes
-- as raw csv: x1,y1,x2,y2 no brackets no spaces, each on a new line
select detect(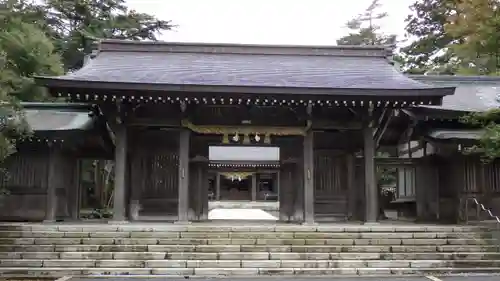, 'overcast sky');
125,0,415,46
